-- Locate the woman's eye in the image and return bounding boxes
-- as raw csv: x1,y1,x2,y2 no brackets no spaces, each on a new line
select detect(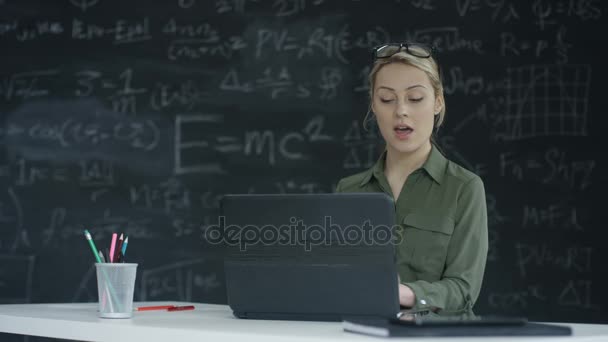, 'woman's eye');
409,97,423,102
380,98,395,103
